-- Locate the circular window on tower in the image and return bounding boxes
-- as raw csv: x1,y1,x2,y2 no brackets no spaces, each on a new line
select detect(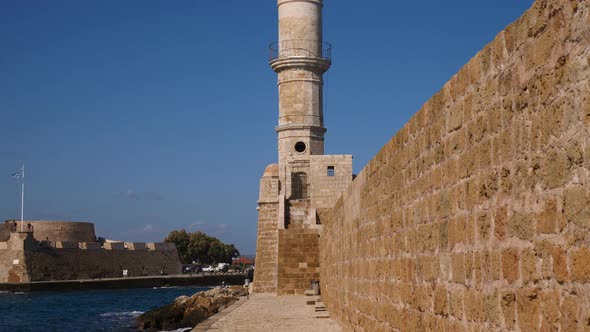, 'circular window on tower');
294,141,306,153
